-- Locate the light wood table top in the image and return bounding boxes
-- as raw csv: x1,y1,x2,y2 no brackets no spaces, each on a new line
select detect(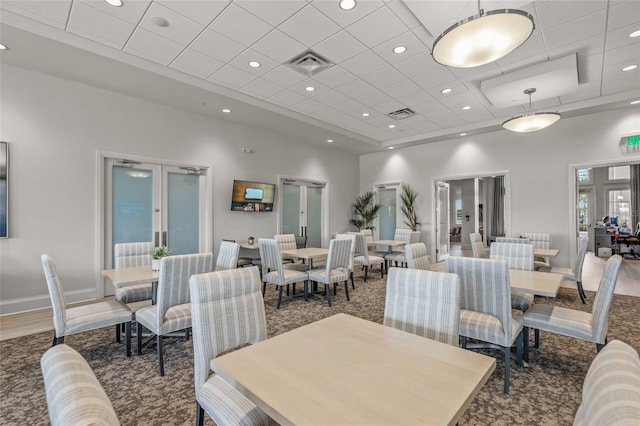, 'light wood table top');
211,313,495,426
372,239,407,254
239,242,259,250
509,269,563,297
281,247,329,259
102,265,158,289
534,248,559,257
